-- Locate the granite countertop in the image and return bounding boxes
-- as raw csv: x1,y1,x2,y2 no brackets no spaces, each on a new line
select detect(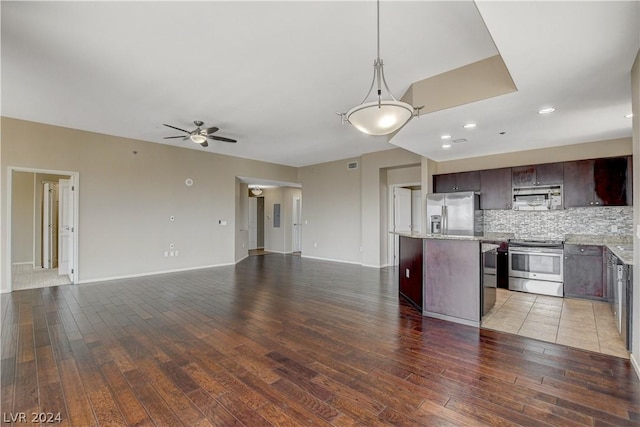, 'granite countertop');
564,234,634,265
393,232,483,241
481,243,500,253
